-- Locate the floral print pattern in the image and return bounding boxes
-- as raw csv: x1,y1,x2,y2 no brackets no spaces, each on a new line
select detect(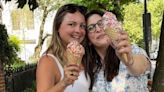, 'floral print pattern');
92,44,150,92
